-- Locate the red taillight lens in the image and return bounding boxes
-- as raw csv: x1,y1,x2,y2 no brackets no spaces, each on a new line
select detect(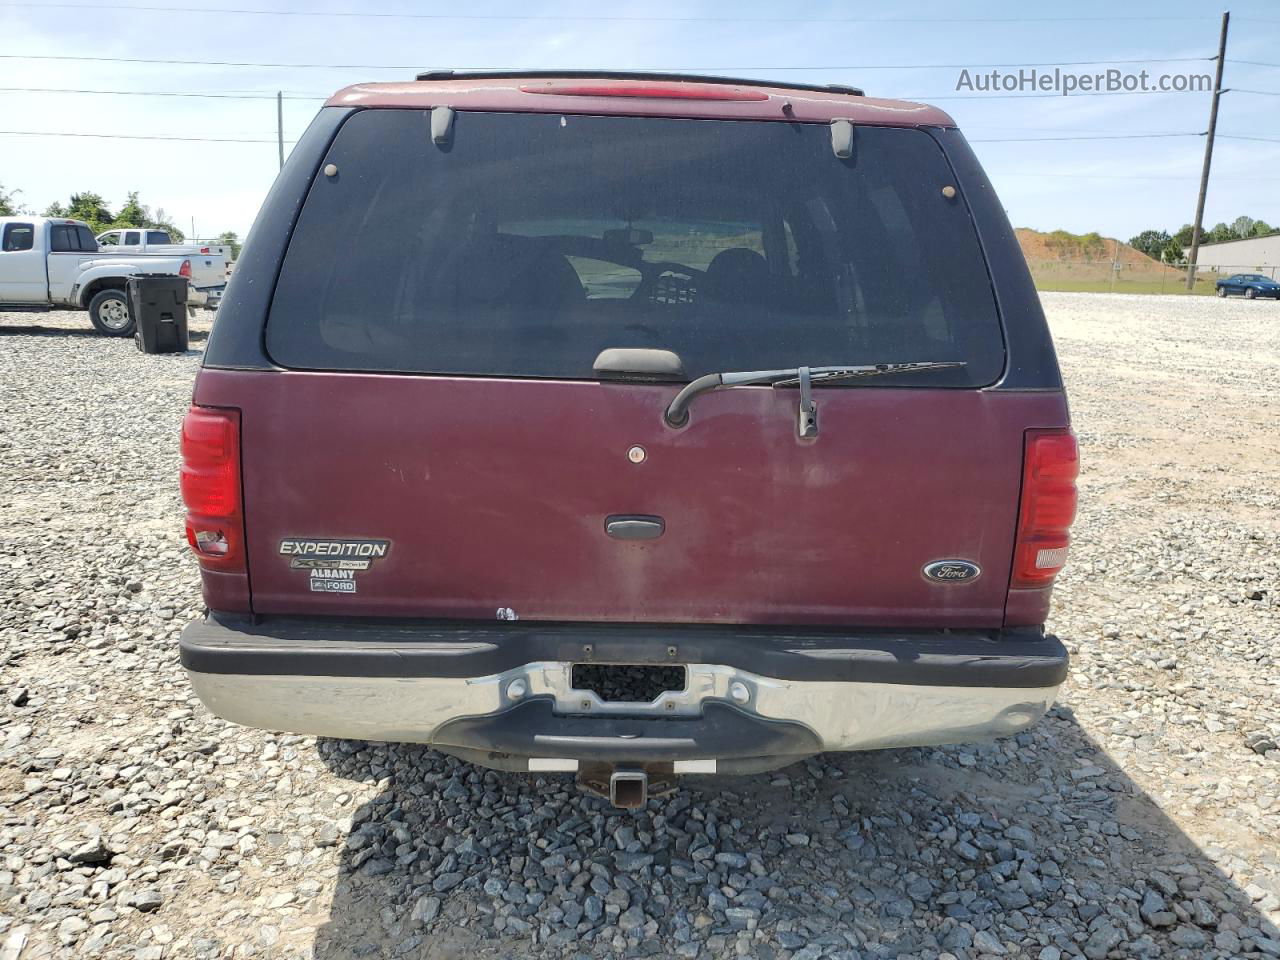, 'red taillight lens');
199,246,211,254
519,82,770,101
180,406,244,571
179,259,192,278
1011,429,1079,588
